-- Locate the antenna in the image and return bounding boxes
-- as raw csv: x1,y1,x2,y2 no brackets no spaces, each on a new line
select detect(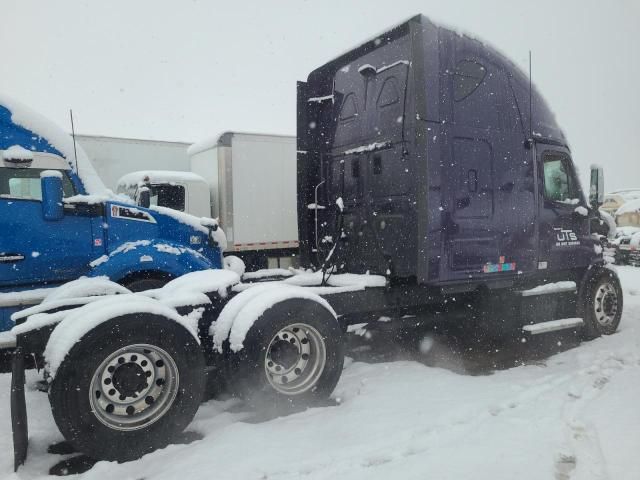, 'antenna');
69,109,79,173
528,51,533,141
